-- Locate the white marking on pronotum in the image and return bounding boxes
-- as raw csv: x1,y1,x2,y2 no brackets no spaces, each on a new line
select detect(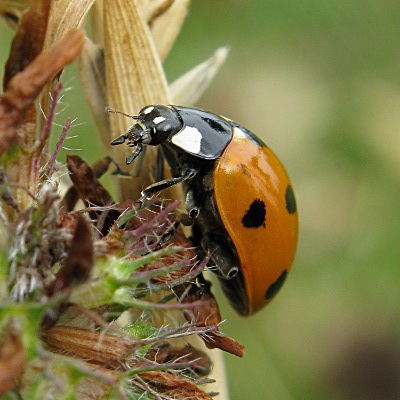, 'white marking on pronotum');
143,106,154,115
153,116,166,125
171,126,202,154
